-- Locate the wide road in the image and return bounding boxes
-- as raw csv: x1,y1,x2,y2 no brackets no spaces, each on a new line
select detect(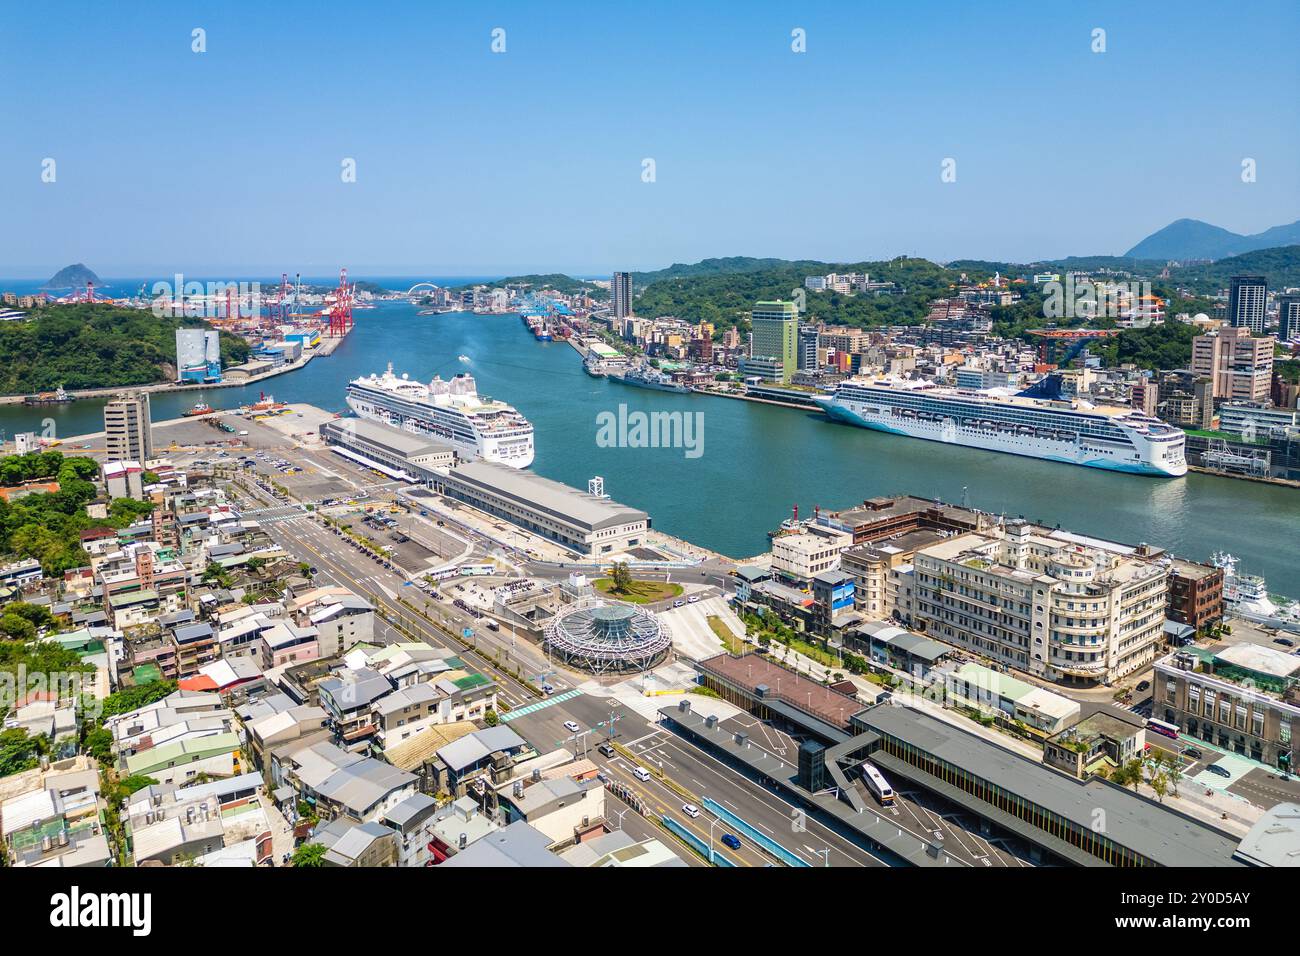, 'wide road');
507,692,887,868
254,503,549,709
